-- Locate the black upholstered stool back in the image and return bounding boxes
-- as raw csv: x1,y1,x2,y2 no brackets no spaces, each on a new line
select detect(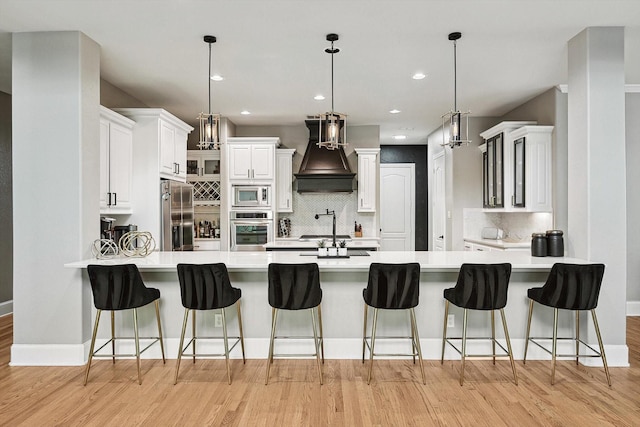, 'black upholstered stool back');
445,263,512,310
87,264,160,310
268,263,322,310
177,263,241,310
363,263,421,309
528,263,605,310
